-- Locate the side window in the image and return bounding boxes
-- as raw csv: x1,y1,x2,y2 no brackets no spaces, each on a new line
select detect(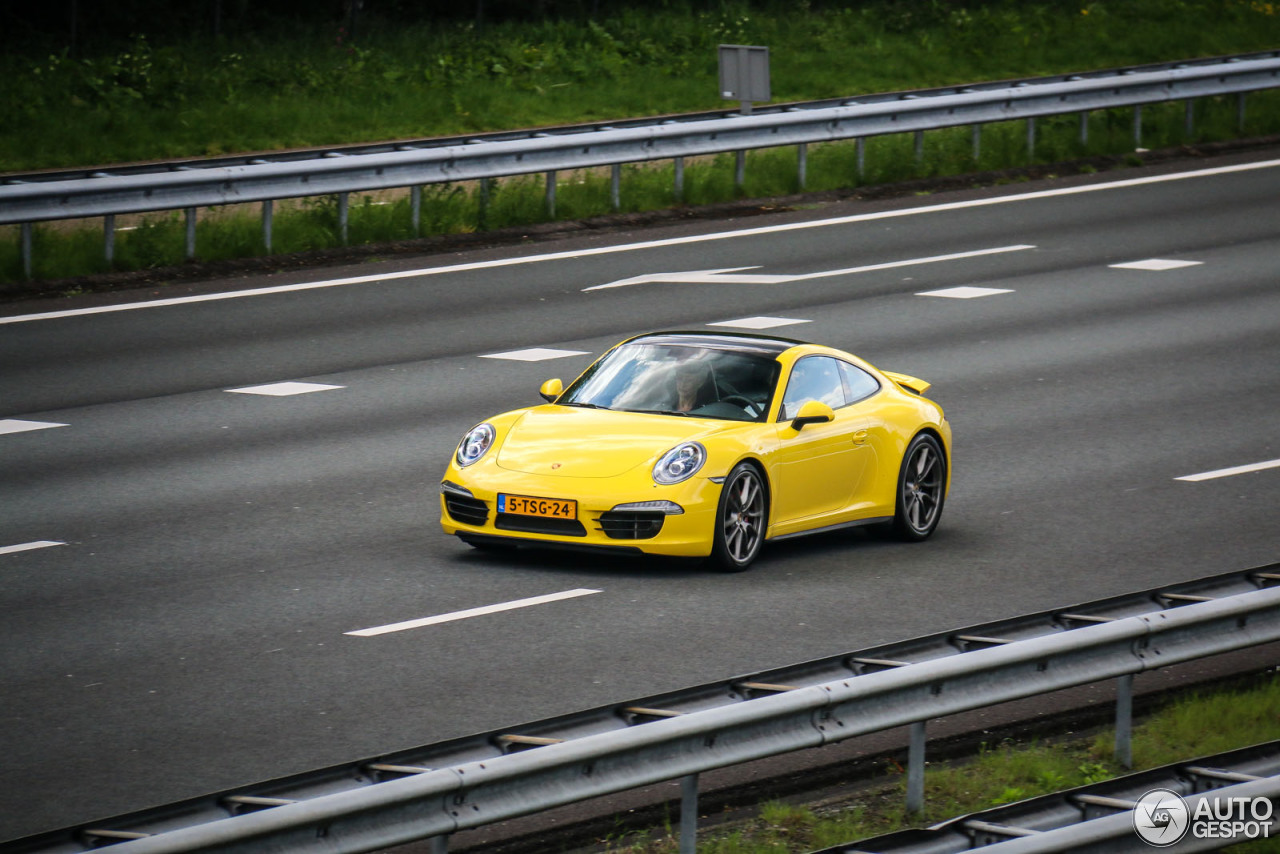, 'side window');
838,360,881,404
780,356,847,421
